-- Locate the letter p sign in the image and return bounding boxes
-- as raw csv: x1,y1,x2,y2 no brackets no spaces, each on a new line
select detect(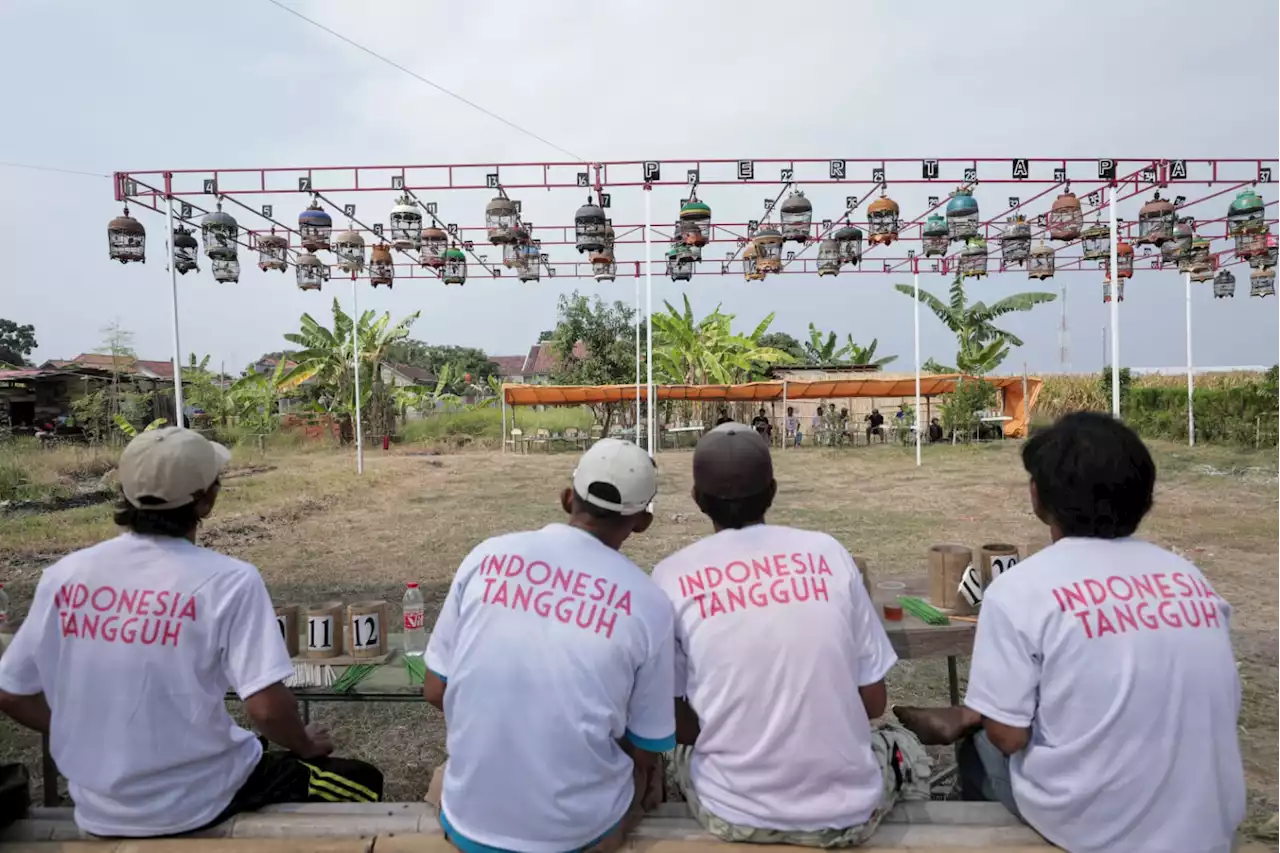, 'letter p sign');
1097,159,1116,180
643,161,661,183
